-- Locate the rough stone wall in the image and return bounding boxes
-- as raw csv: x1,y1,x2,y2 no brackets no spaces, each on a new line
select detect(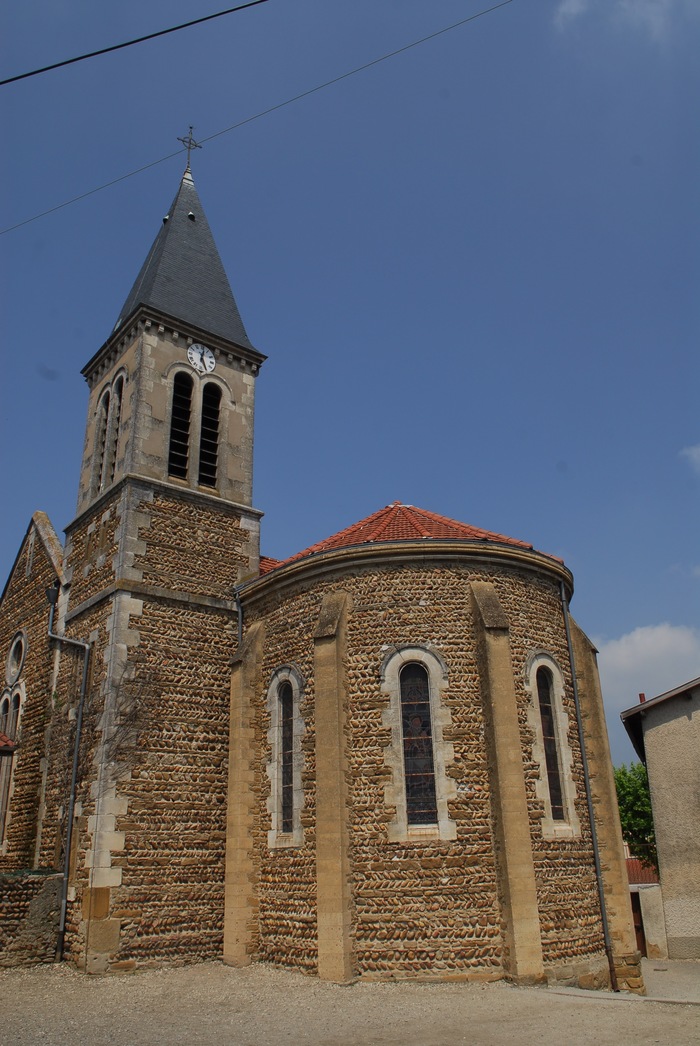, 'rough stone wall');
502,578,605,968
104,596,235,965
0,871,62,966
0,519,63,871
255,596,319,972
56,442,256,969
64,502,120,611
134,491,256,598
243,556,606,979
